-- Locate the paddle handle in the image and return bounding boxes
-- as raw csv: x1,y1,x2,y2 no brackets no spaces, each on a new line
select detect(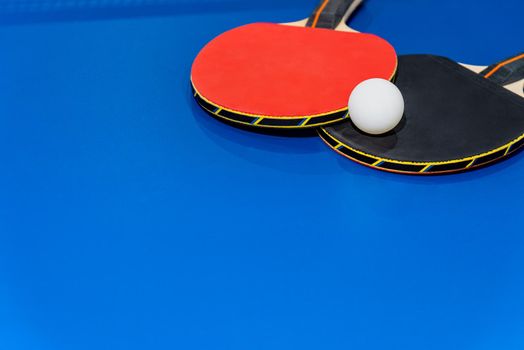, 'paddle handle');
480,52,524,86
306,0,363,29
